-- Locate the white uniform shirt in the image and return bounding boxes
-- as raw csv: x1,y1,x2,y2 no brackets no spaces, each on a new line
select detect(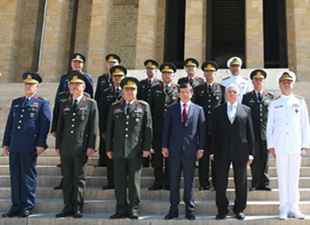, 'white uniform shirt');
267,94,309,154
222,75,251,103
